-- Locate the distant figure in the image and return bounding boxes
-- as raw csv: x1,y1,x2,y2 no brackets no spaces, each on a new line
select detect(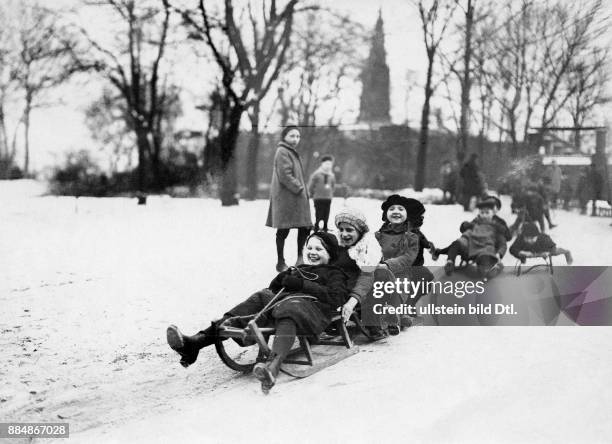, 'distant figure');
588,163,604,216
548,160,562,209
439,160,458,204
576,164,603,216
576,167,591,214
266,126,312,272
308,155,336,232
459,153,484,211
560,173,573,211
